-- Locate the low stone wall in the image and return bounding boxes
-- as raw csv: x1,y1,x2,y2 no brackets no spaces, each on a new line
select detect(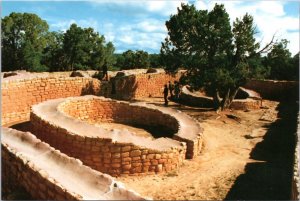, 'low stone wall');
229,99,261,110
2,76,100,126
59,98,178,133
107,70,183,100
179,86,214,107
291,114,300,200
2,128,147,200
30,96,193,176
58,96,203,159
1,69,183,126
245,80,299,101
180,85,261,110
